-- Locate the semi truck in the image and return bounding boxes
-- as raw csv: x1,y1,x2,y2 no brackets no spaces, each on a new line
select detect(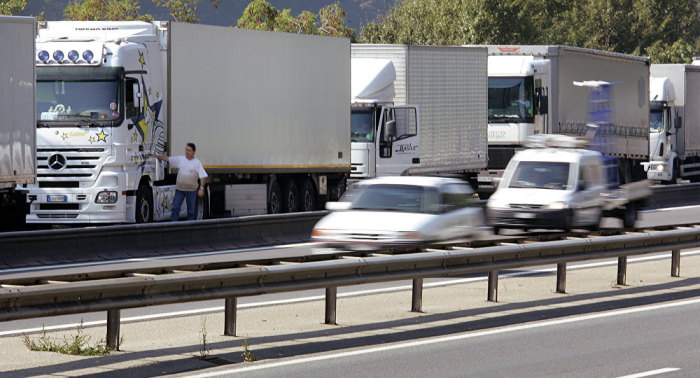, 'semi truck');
27,21,350,224
349,45,488,186
472,45,650,198
0,16,36,230
642,64,700,183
